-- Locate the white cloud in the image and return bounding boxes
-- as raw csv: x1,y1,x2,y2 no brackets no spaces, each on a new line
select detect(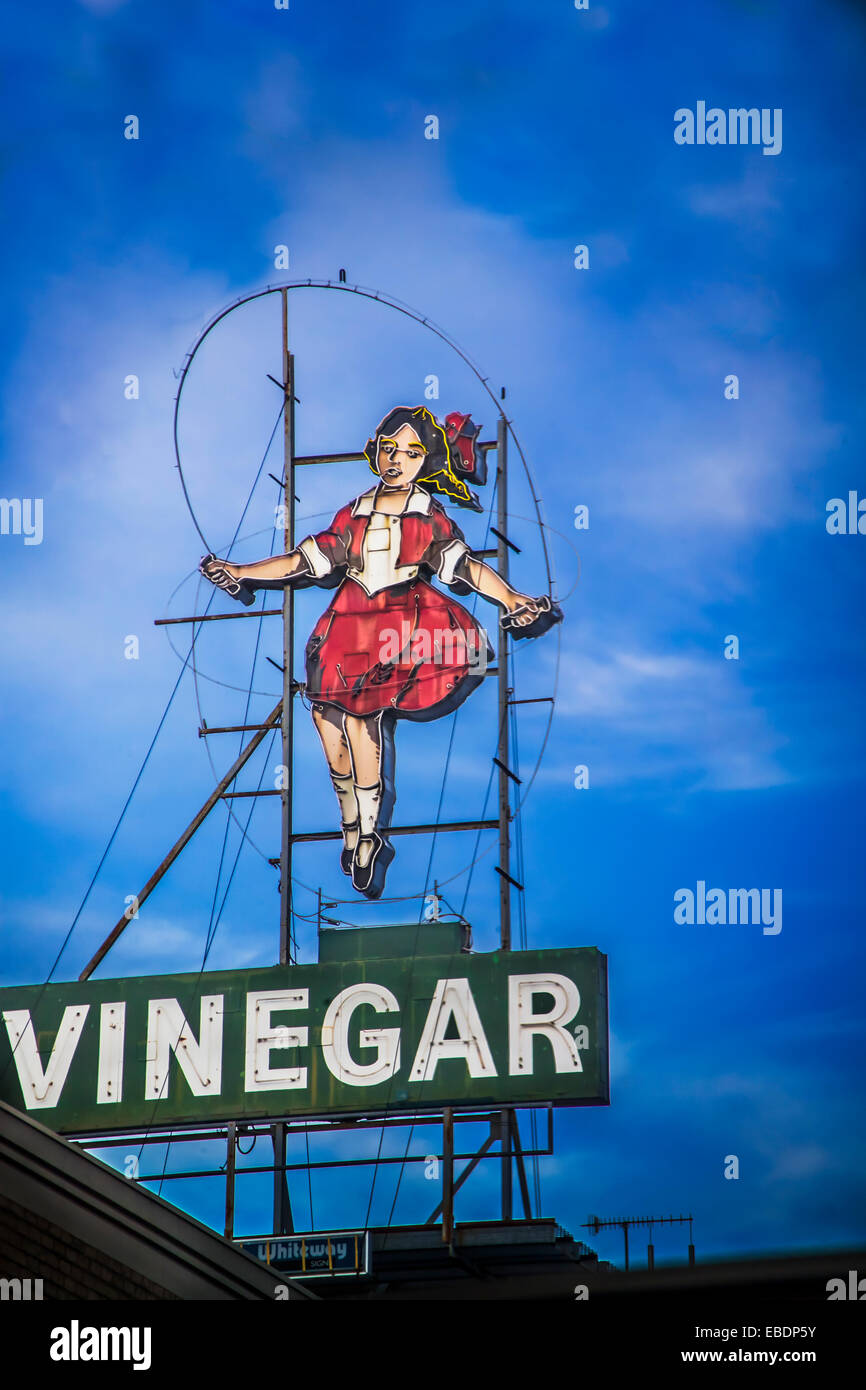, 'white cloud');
686,169,782,225
549,638,790,791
